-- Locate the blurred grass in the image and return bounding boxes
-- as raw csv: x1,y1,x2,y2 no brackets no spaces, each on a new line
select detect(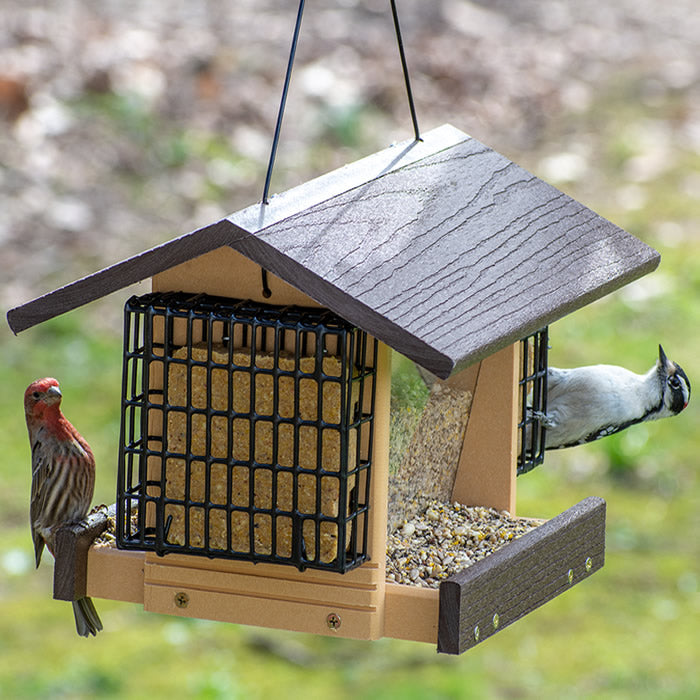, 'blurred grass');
2,62,700,700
